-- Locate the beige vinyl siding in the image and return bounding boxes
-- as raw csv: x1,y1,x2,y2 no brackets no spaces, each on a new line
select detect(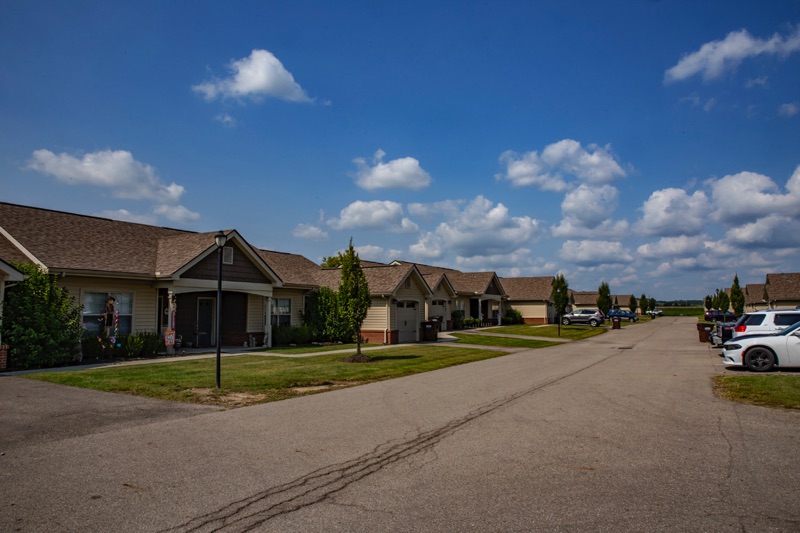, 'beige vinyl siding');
514,302,549,321
59,277,158,333
247,294,265,332
363,298,389,330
